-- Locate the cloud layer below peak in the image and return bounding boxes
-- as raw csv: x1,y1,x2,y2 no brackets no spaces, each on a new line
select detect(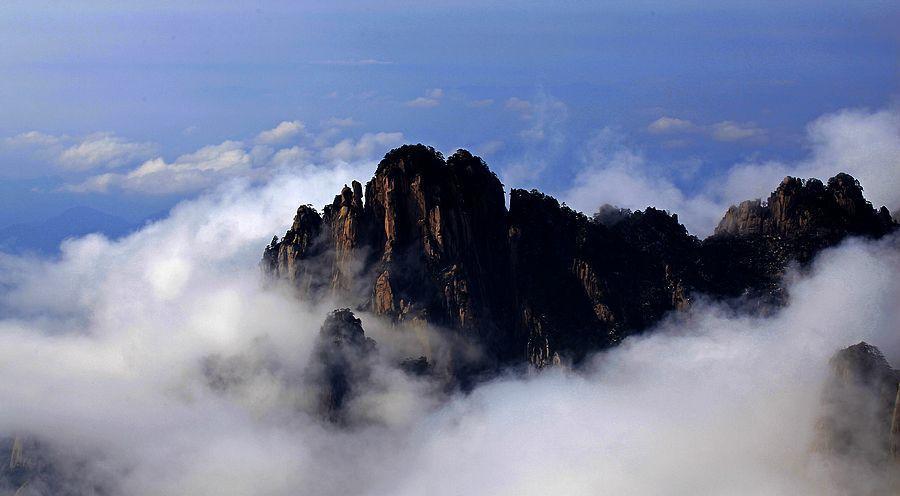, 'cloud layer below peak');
0,158,896,494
